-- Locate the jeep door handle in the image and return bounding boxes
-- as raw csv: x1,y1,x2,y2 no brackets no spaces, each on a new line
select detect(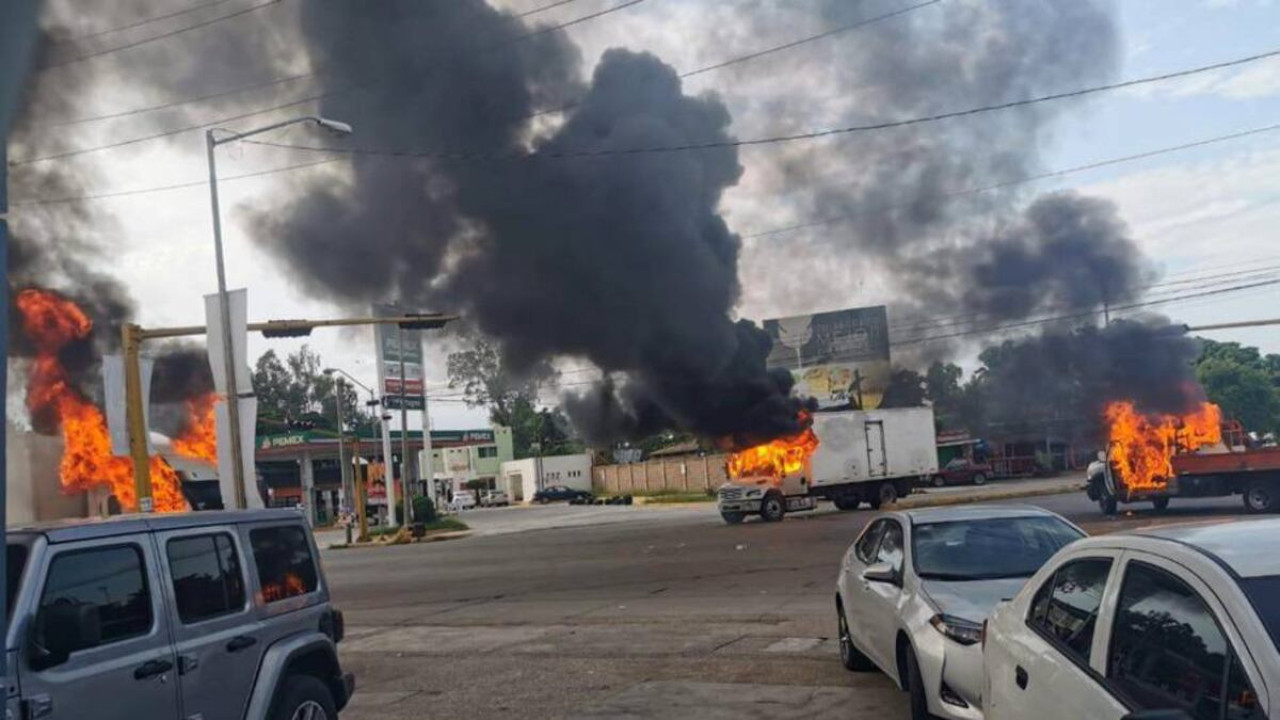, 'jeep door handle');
226,635,258,653
134,658,173,680
1015,665,1029,690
